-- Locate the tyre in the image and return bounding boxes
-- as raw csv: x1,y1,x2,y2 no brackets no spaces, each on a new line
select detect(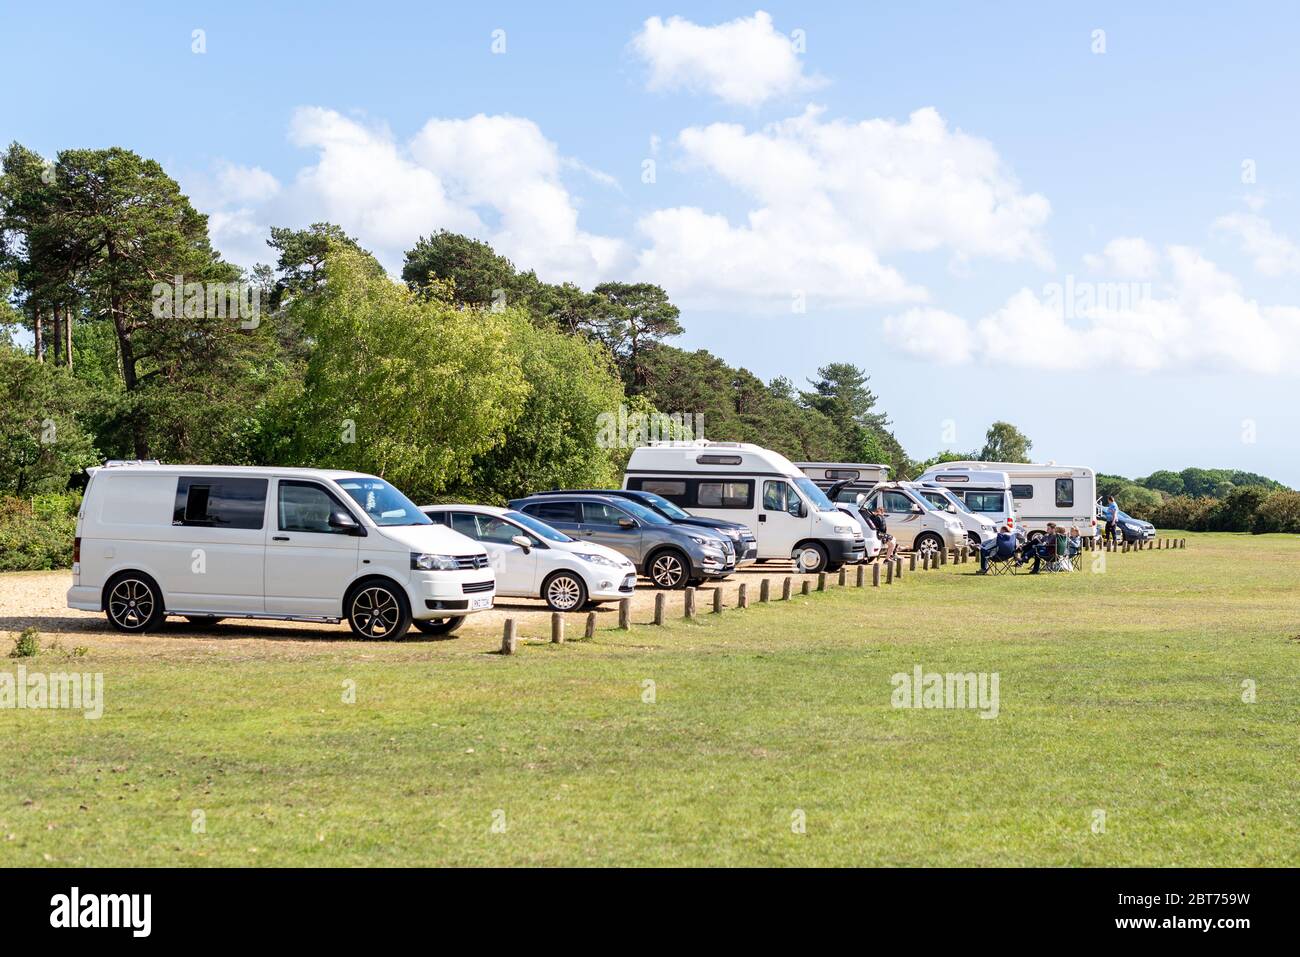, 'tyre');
913,533,943,559
346,580,412,640
647,549,690,589
792,542,829,574
412,616,465,637
103,572,166,633
542,571,588,612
